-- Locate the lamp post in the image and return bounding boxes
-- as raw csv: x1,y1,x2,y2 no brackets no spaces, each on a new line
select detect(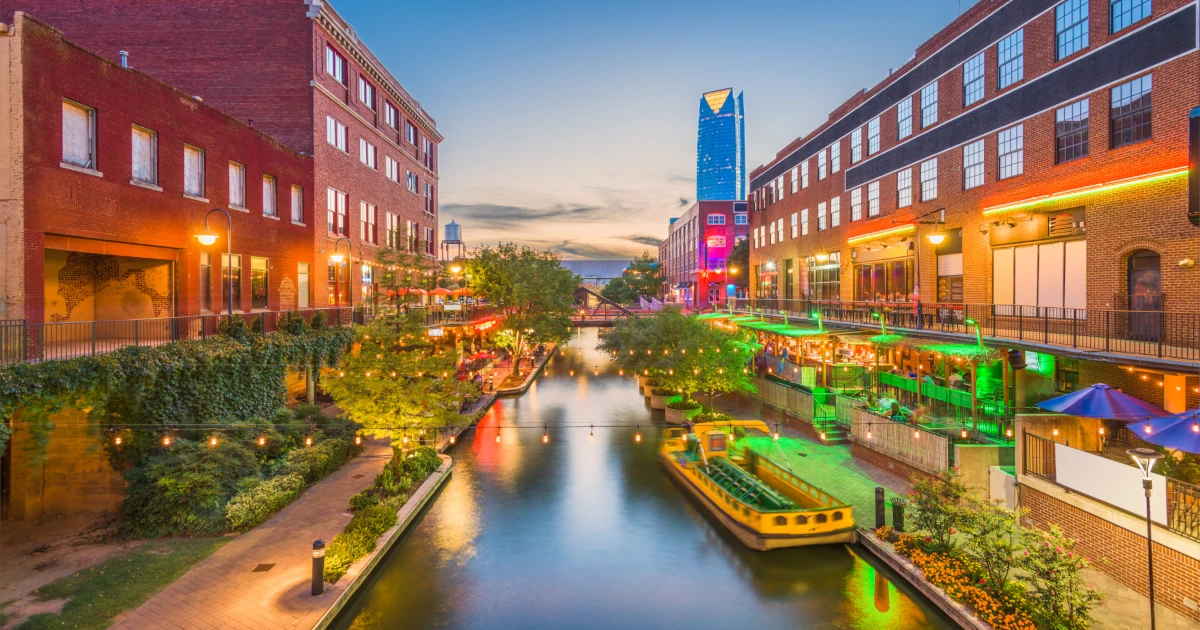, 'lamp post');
327,237,353,312
912,207,946,329
872,310,888,336
1128,447,1163,630
965,317,983,349
195,208,234,316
